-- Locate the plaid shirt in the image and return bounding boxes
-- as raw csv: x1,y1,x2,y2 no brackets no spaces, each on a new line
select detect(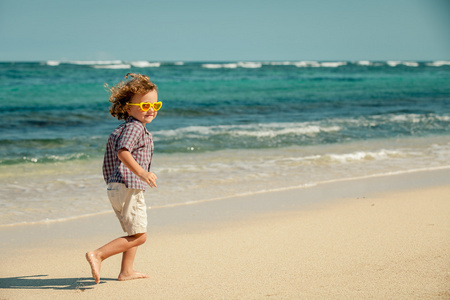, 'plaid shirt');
103,116,154,191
